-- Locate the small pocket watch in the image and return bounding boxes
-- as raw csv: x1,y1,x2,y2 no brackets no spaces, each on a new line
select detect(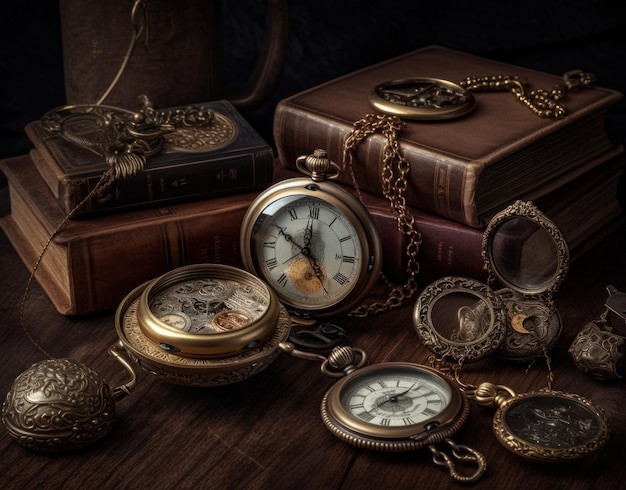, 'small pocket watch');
414,200,569,363
468,383,609,463
114,263,291,387
240,149,382,319
280,343,486,484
